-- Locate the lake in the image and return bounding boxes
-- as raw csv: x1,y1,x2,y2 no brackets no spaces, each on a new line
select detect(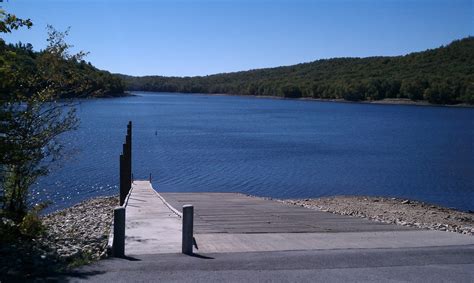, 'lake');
32,92,474,212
